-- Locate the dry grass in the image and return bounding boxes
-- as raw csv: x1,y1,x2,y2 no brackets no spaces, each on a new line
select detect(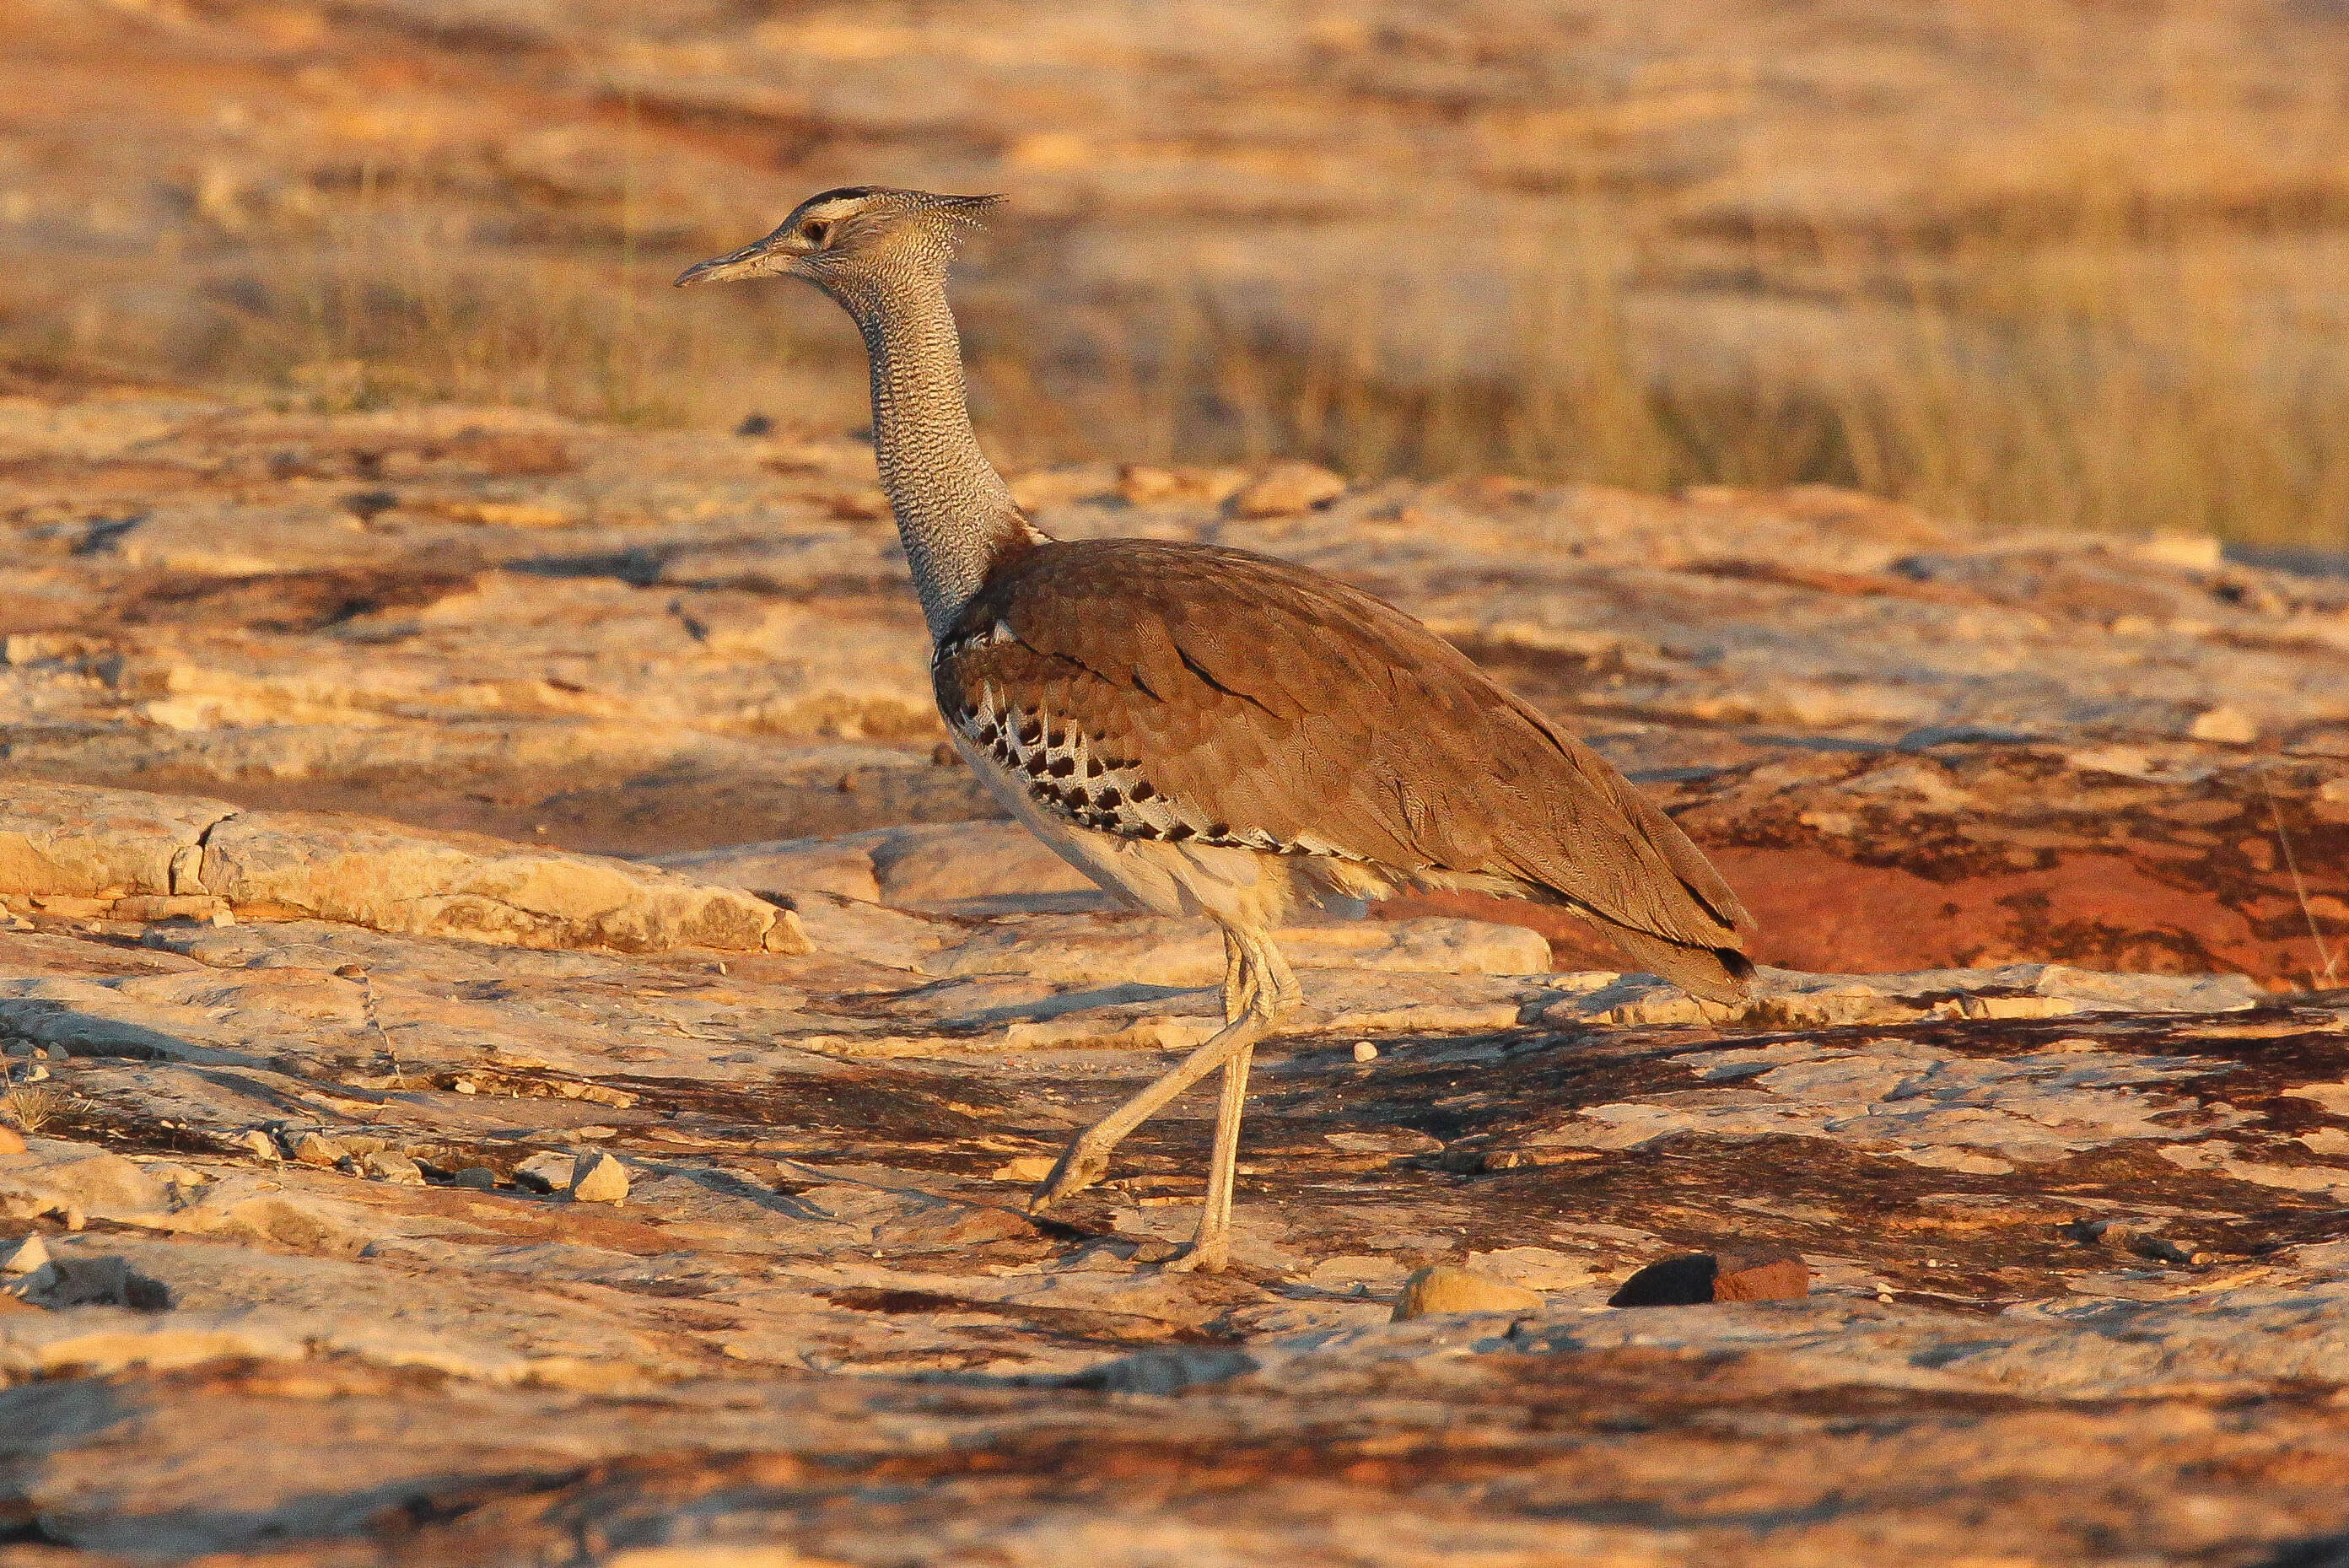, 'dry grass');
2,1064,63,1136
972,190,2349,543
34,164,2342,549
36,186,817,428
